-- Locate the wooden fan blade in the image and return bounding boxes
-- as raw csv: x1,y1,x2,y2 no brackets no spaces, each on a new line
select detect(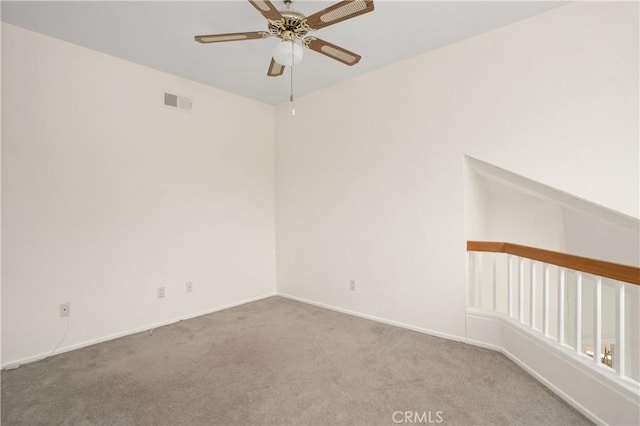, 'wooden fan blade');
303,37,361,66
303,0,374,31
248,0,284,22
195,31,268,43
267,58,284,77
